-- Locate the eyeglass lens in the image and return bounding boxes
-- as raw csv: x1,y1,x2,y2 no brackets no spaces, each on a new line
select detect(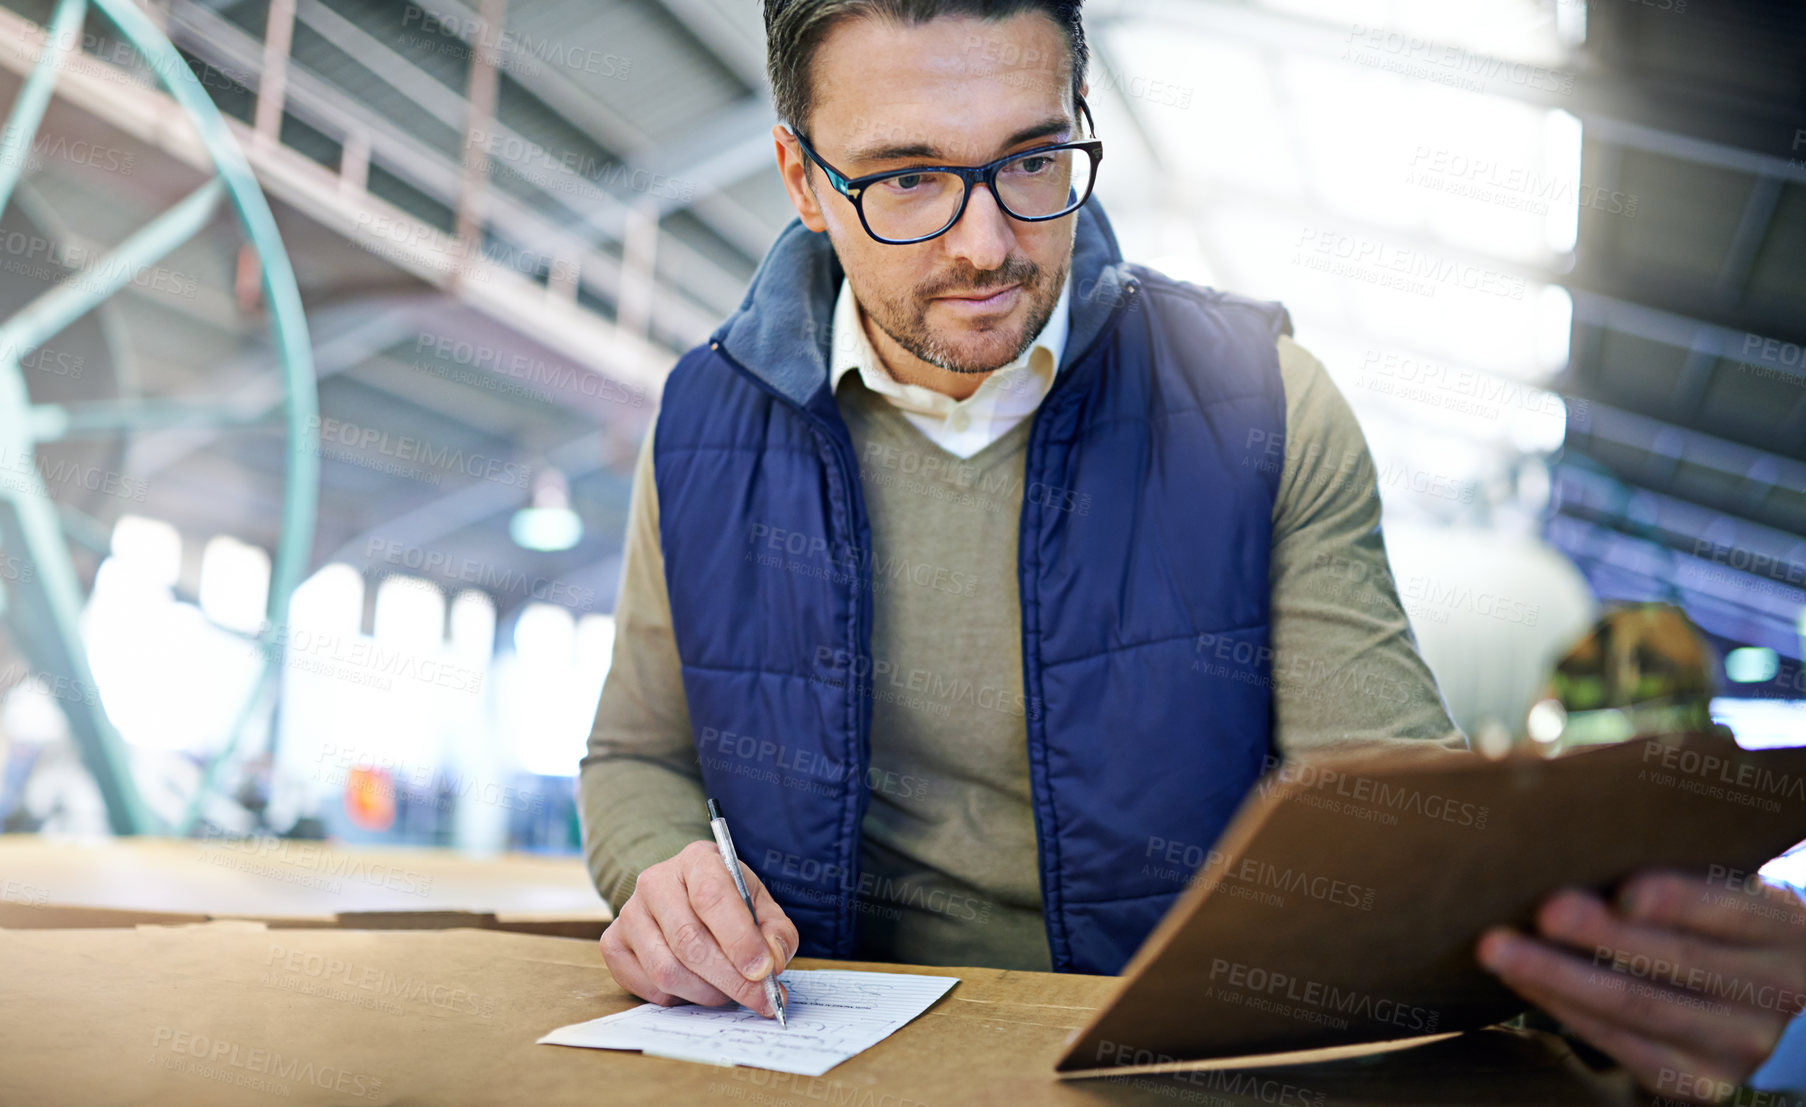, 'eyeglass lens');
861,146,1097,241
